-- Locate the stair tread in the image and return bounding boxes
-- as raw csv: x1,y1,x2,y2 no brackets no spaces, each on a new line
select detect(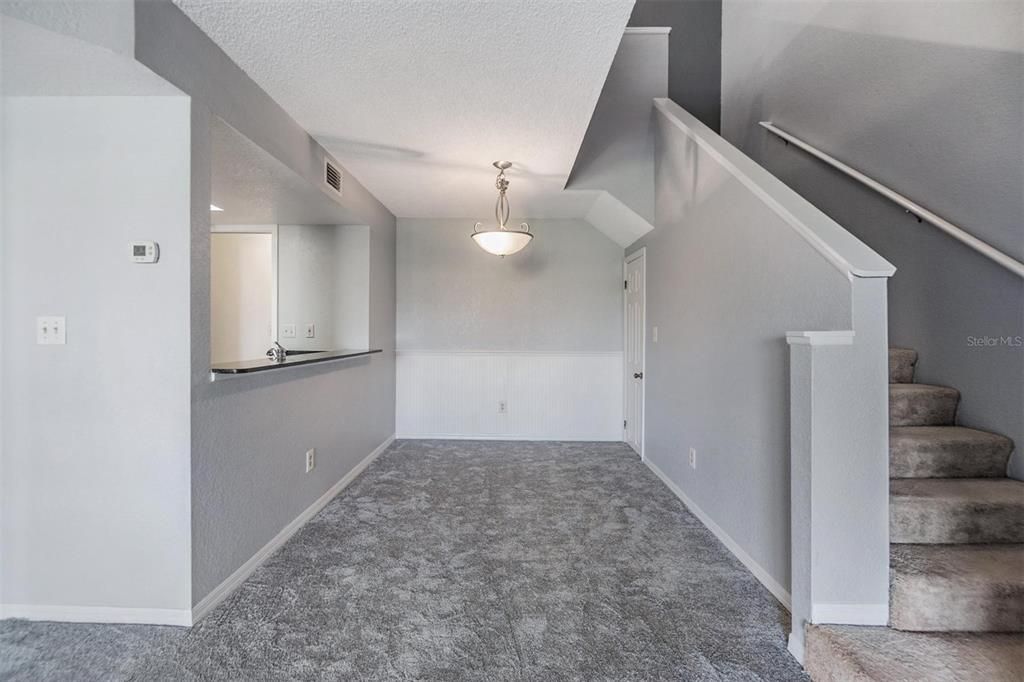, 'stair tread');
891,427,1014,479
891,477,1024,504
889,383,959,396
806,624,1024,681
891,425,1014,449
